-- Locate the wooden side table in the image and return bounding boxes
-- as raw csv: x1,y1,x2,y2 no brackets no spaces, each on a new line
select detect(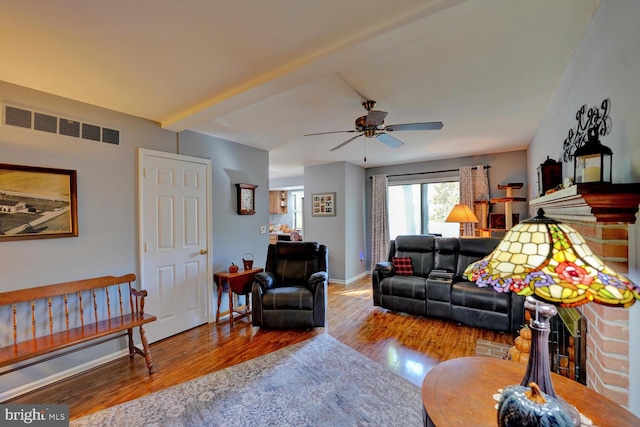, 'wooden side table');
421,357,640,426
214,267,264,326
